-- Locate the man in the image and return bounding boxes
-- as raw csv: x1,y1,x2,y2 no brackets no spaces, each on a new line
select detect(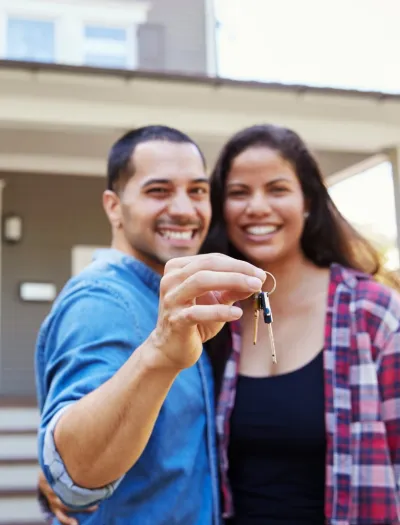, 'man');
36,125,265,524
